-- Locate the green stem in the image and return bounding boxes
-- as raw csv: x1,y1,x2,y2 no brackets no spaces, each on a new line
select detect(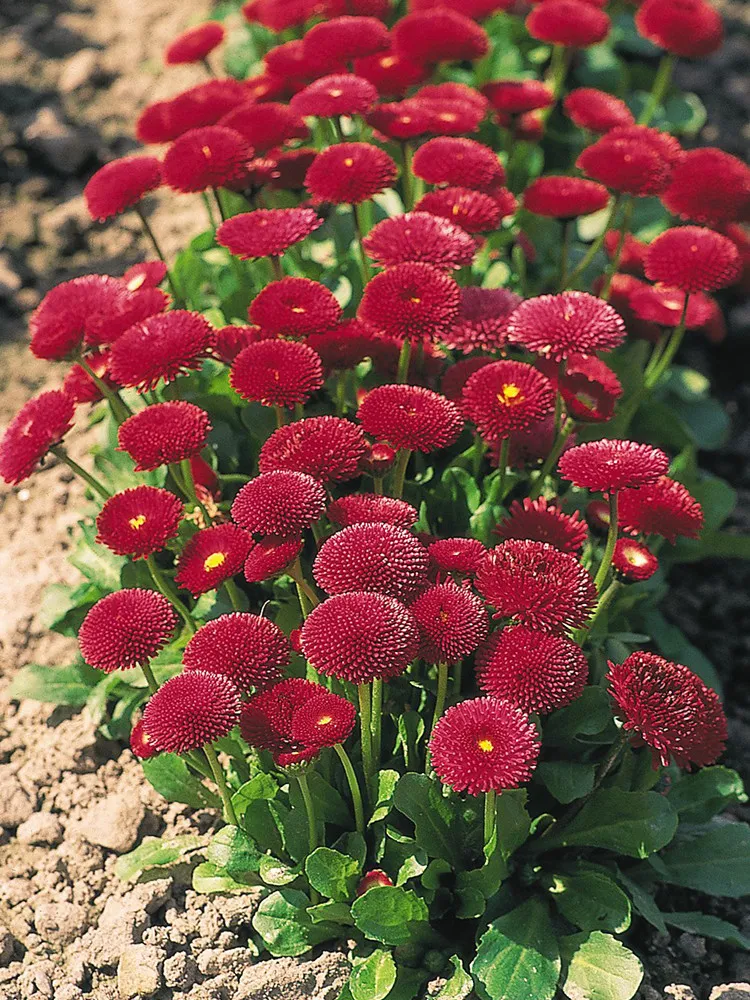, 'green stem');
565,195,621,288
639,53,674,126
213,188,227,223
334,743,365,835
400,142,414,210
472,433,487,481
296,771,319,855
371,678,383,779
224,577,244,612
528,418,574,500
593,492,619,593
145,554,196,634
390,448,411,499
358,683,375,801
574,579,622,645
140,661,159,695
396,338,412,384
50,446,111,500
78,356,132,423
600,197,634,300
181,458,212,526
352,202,372,287
425,662,449,773
270,255,284,281
483,788,497,853
274,405,286,430
496,437,510,499
559,219,572,290
133,205,181,306
202,191,218,229
204,743,239,826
